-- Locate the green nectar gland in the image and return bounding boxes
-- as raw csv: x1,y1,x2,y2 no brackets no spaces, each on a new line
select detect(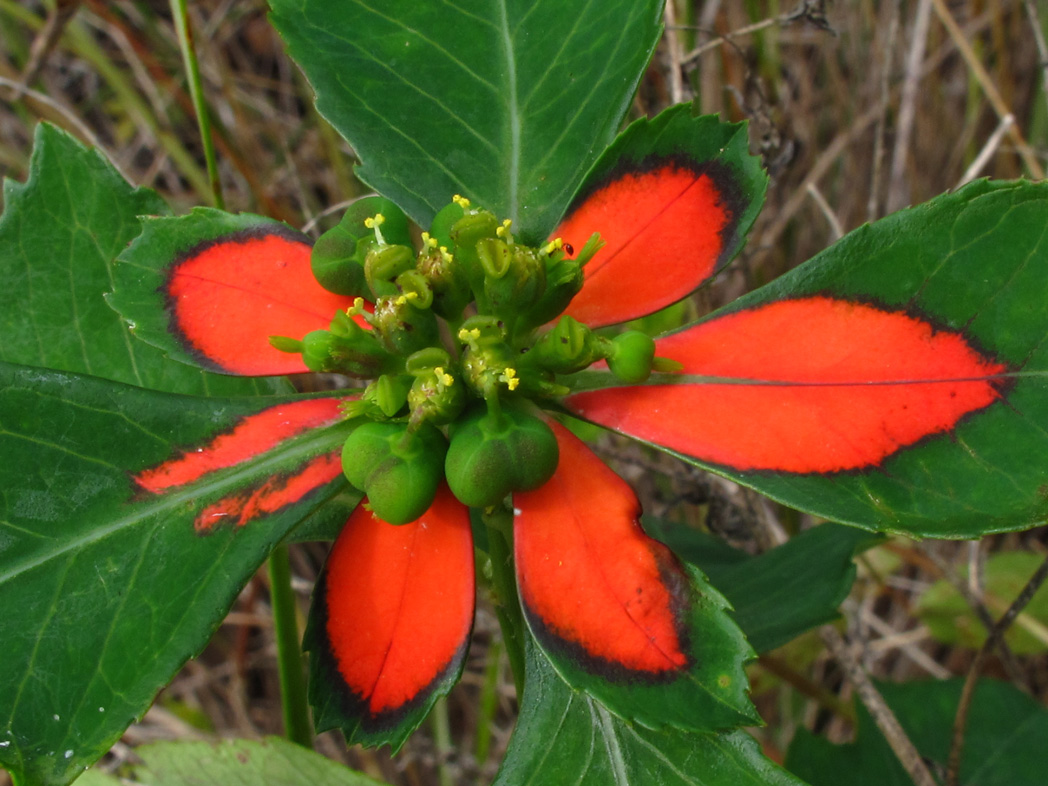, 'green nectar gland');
281,196,681,513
